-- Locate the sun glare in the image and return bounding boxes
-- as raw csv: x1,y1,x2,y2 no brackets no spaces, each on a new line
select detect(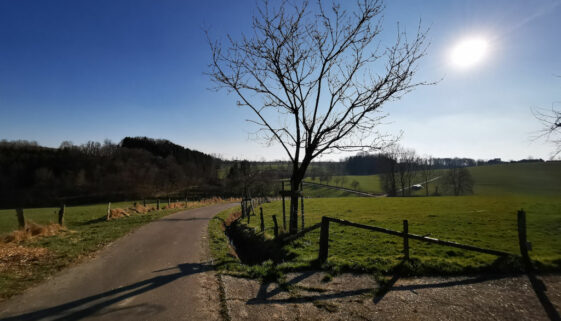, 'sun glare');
450,37,489,69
